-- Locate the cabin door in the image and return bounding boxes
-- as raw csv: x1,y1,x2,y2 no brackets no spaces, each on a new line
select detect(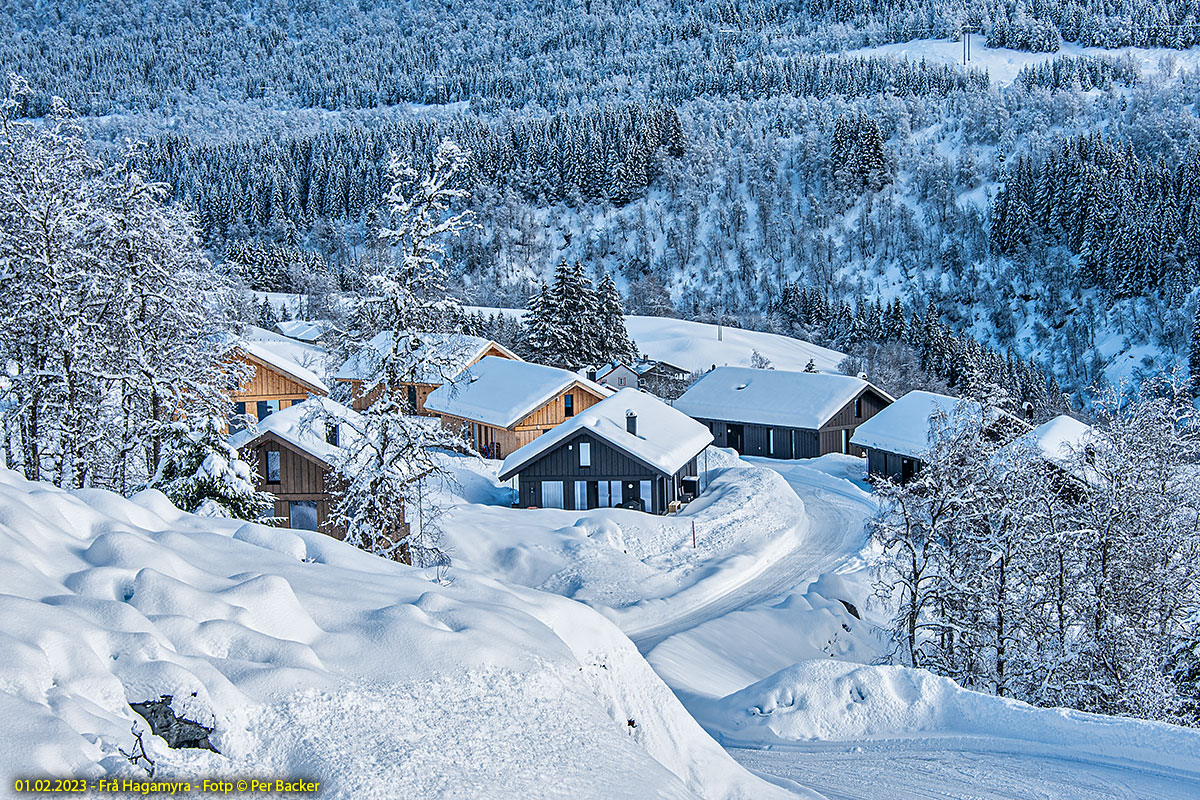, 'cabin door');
725,424,744,454
901,458,915,483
